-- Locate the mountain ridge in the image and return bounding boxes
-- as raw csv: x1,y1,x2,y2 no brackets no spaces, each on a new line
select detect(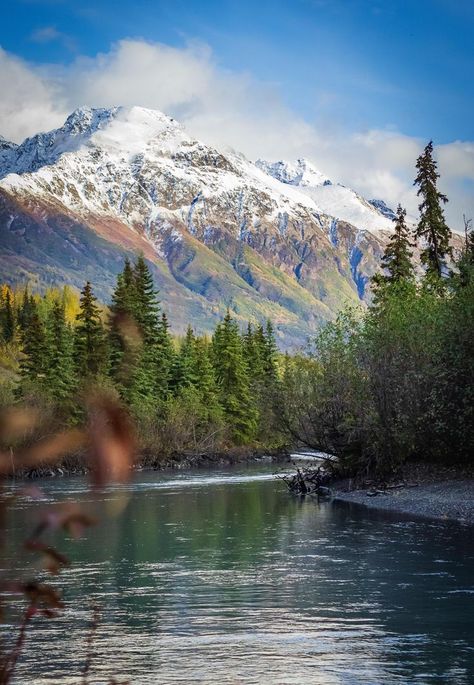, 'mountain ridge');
0,105,394,348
